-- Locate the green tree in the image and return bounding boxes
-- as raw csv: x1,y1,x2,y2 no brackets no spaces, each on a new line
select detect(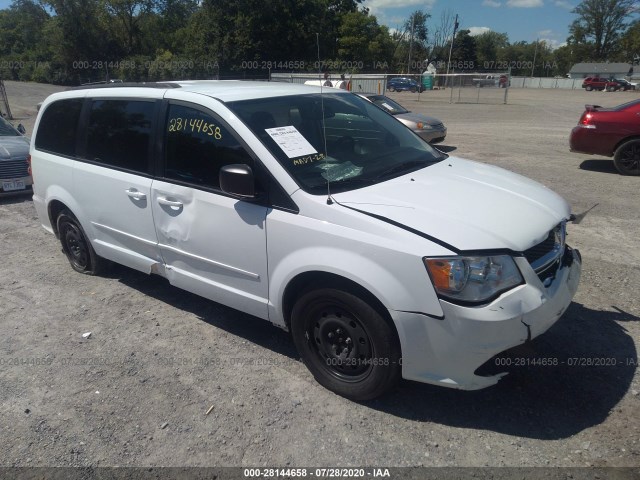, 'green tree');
474,31,509,67
450,29,477,70
620,20,640,63
105,0,158,55
337,10,393,70
569,0,637,60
